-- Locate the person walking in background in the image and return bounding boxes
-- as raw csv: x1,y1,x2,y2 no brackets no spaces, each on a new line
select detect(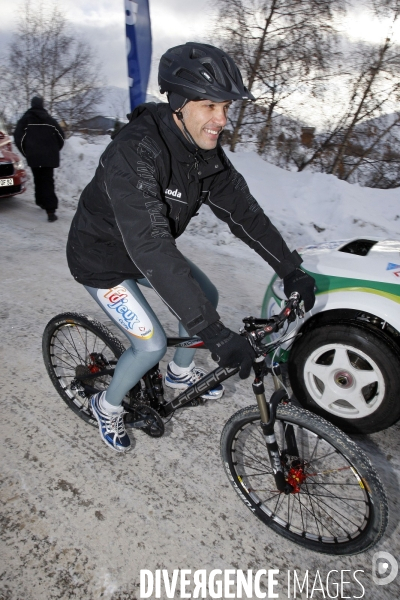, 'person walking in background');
14,96,64,222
